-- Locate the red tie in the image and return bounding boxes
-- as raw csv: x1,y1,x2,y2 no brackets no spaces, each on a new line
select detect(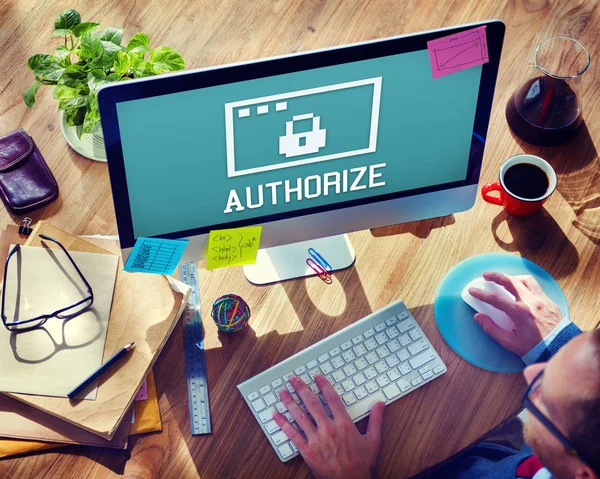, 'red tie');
516,455,544,478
